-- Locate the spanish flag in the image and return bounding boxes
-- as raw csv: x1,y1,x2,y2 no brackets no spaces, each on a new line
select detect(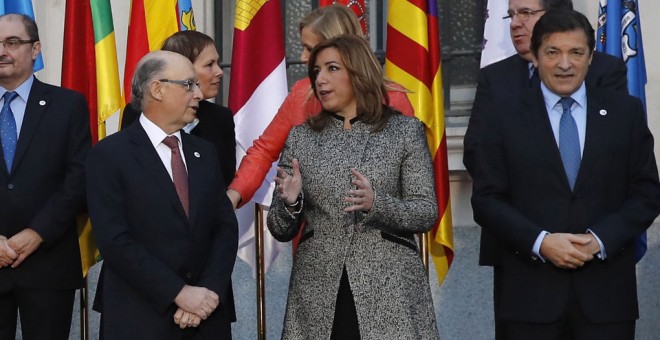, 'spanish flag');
62,0,122,277
385,0,454,285
123,0,192,104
